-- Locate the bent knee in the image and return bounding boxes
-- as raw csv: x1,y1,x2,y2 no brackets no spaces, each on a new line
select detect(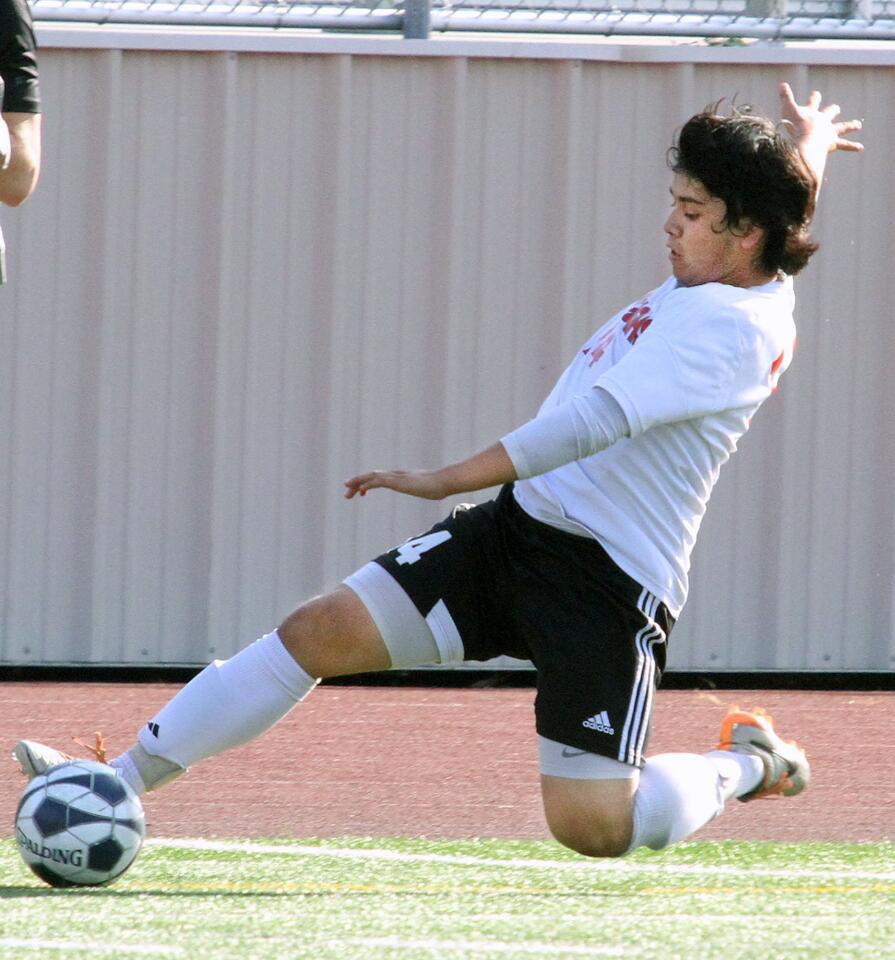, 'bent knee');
278,587,391,678
546,814,631,859
541,775,636,859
